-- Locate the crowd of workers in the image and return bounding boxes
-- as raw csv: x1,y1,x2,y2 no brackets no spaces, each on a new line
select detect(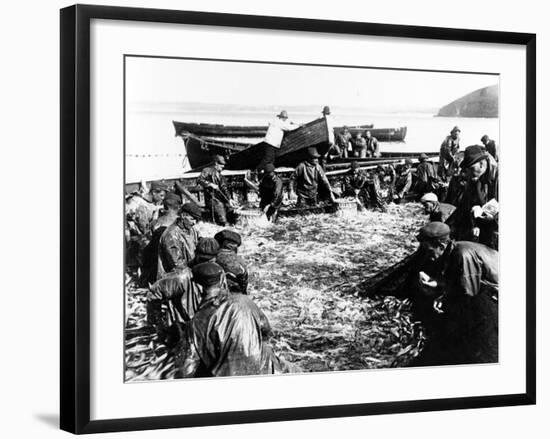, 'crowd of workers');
125,120,500,376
